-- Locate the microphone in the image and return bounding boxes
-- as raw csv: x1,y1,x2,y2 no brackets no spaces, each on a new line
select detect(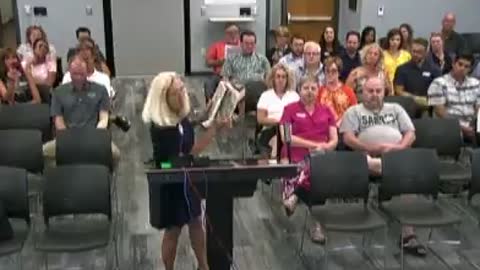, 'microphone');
283,122,292,163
